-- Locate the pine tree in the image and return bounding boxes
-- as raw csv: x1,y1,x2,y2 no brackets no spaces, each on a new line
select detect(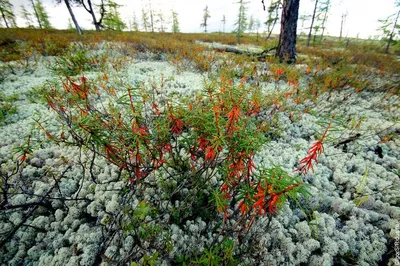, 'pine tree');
30,0,42,28
255,18,261,41
171,10,179,33
319,0,331,41
275,0,300,63
130,12,139,32
248,14,255,33
200,5,211,33
102,0,126,31
155,10,166,32
221,14,226,34
0,0,16,28
148,2,155,33
21,5,34,28
35,0,52,29
67,18,74,29
233,0,248,44
379,1,400,53
141,8,149,32
55,0,83,35
77,0,105,31
339,12,347,41
264,0,281,41
306,0,331,46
